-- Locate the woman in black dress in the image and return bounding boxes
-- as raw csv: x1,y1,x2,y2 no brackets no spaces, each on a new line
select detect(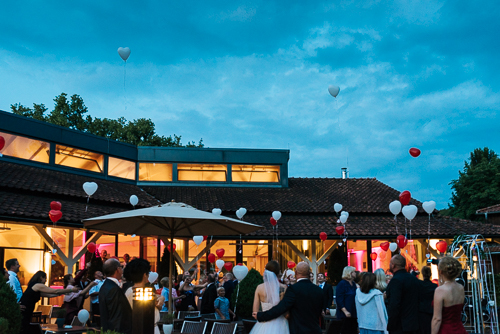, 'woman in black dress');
20,271,78,334
177,276,206,311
